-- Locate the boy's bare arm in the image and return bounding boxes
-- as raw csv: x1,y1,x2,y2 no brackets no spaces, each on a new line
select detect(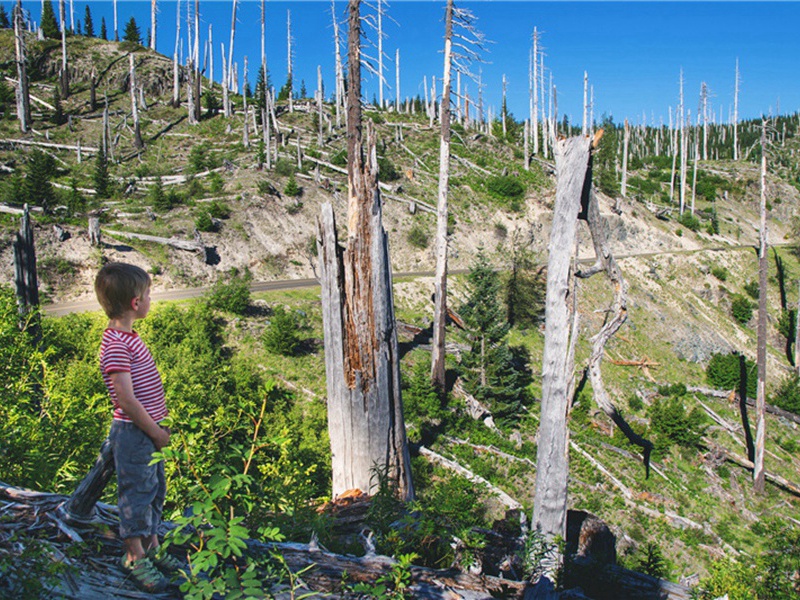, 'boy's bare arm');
108,371,171,450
